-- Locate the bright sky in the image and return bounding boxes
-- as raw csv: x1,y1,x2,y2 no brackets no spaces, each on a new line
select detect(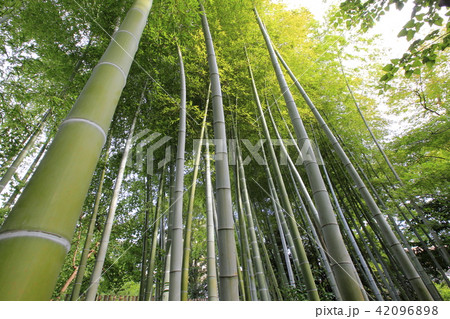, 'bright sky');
275,0,419,138
278,0,412,58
